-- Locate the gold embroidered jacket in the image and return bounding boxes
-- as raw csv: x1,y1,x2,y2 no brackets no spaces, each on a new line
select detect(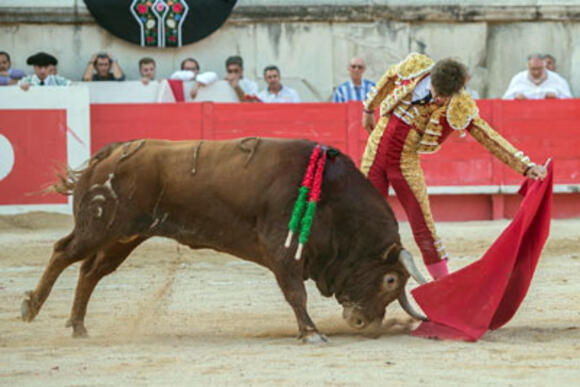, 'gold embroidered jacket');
364,53,535,175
